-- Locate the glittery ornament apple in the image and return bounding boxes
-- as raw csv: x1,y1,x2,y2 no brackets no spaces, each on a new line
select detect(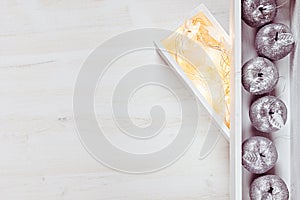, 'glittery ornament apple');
255,23,295,61
242,0,277,28
242,136,278,174
242,57,279,95
249,96,287,133
250,175,289,200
